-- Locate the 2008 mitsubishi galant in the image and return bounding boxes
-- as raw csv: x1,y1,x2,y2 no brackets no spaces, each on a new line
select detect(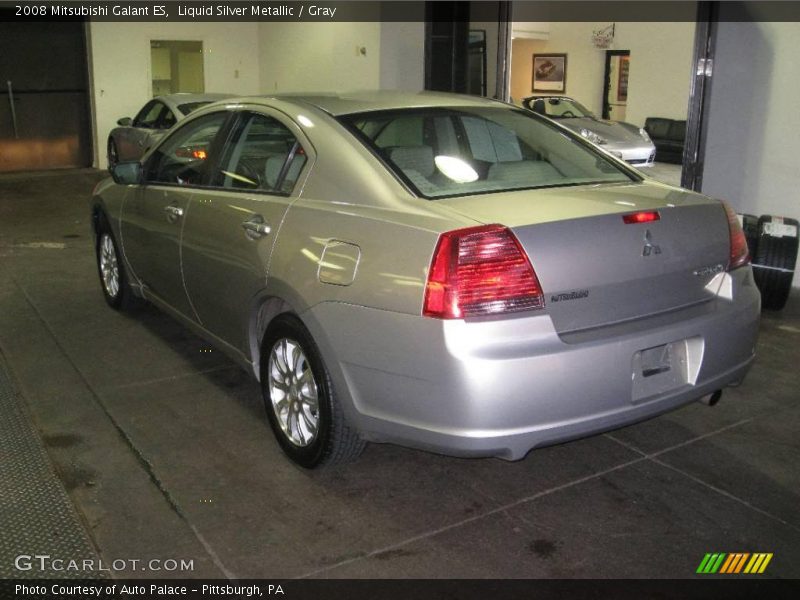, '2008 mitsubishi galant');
90,91,760,468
